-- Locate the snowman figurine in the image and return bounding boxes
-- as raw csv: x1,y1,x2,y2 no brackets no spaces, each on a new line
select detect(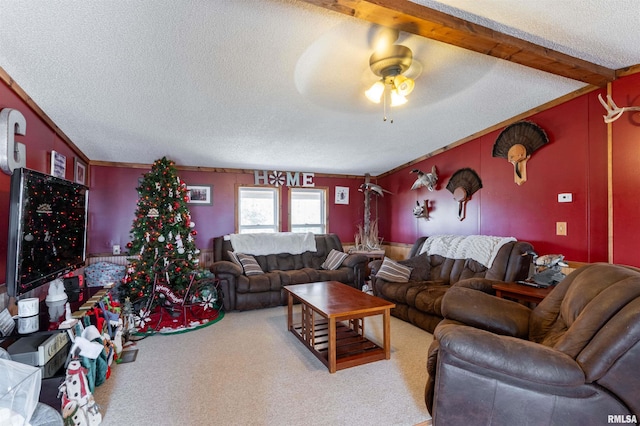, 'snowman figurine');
59,359,102,426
